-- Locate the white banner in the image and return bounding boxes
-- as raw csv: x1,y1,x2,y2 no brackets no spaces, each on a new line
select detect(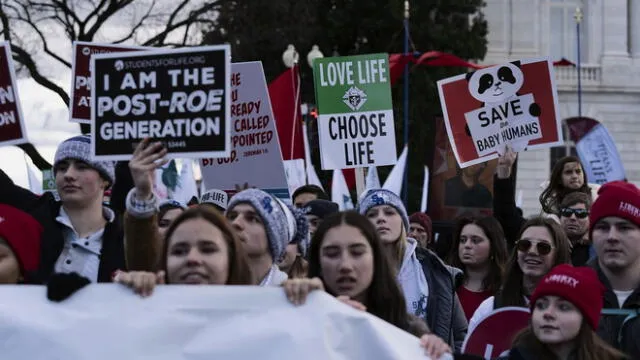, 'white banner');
0,285,436,360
